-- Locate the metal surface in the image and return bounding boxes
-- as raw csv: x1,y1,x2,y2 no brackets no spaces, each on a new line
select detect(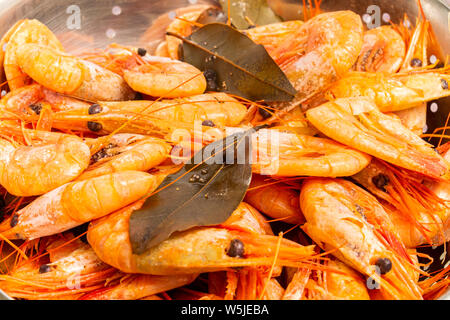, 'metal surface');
0,0,448,300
